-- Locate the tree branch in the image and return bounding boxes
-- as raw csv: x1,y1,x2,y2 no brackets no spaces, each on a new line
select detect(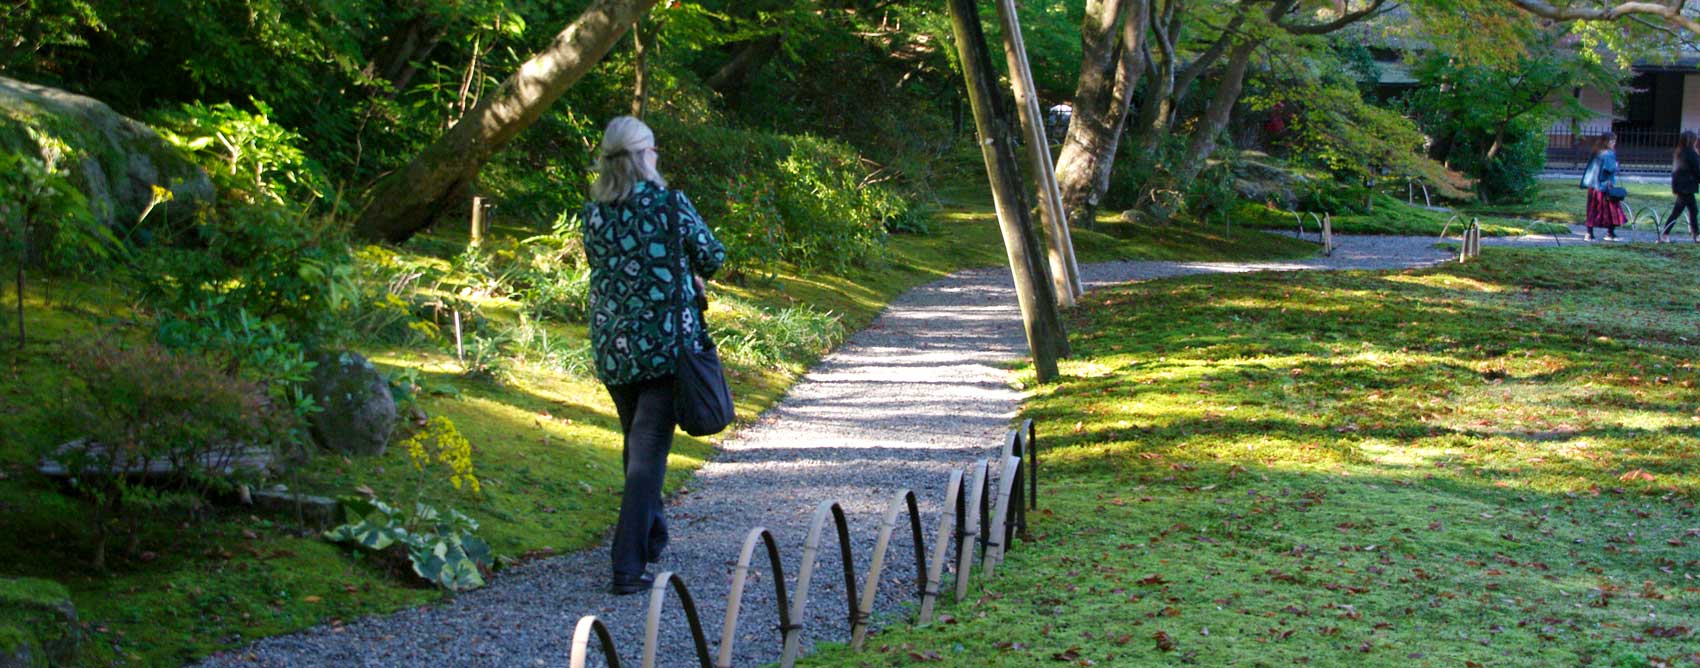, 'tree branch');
1507,0,1700,35
1276,0,1392,35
